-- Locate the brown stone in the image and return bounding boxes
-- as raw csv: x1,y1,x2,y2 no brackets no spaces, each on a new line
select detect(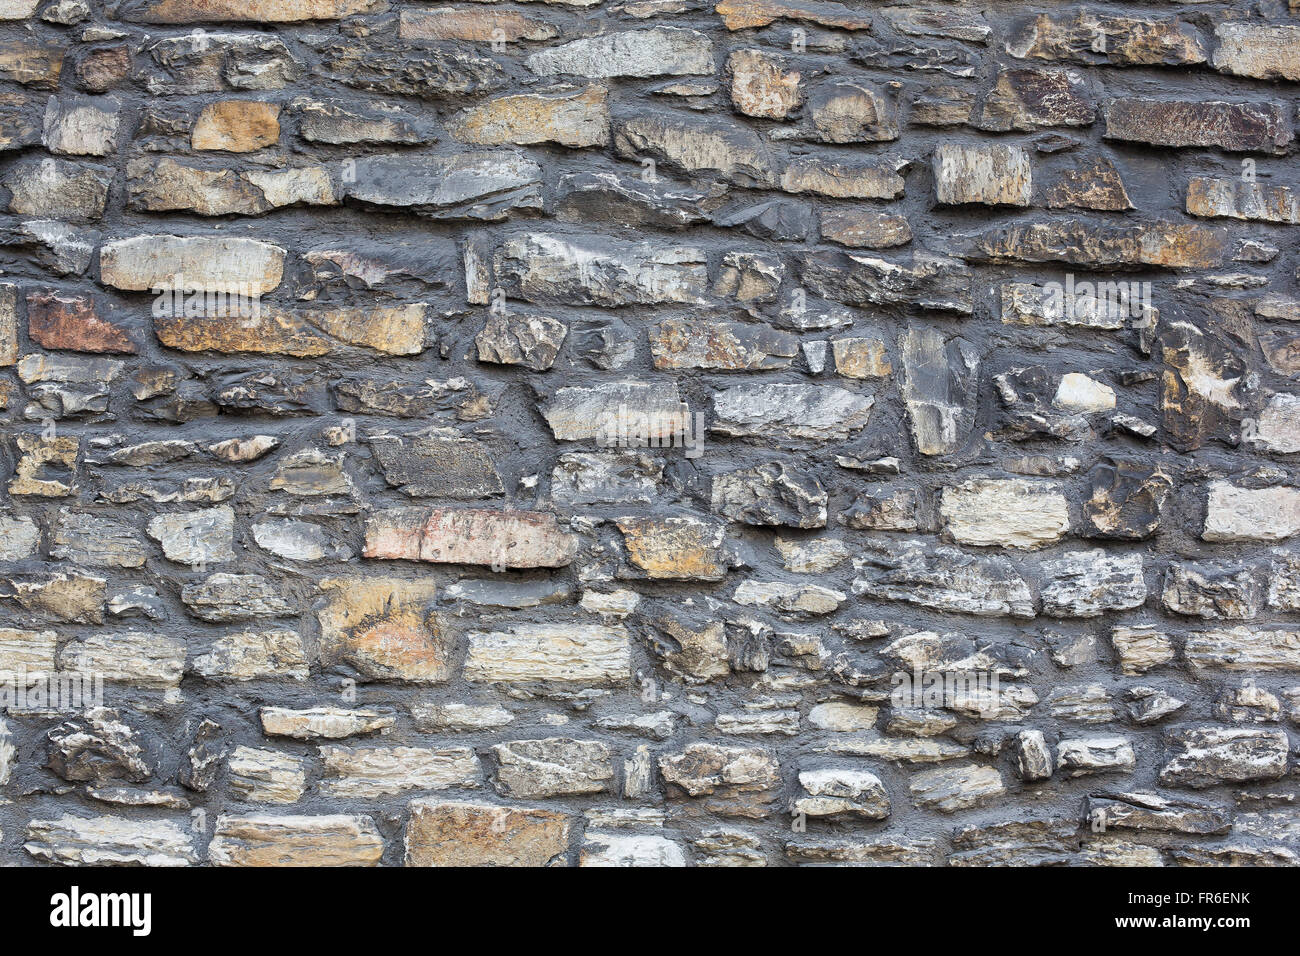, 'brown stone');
124,0,384,23
447,86,608,149
728,49,801,120
715,0,872,32
1103,99,1293,154
155,305,426,357
191,100,281,152
820,208,911,248
1043,158,1133,211
616,516,728,581
405,801,571,867
398,7,557,42
26,291,134,354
